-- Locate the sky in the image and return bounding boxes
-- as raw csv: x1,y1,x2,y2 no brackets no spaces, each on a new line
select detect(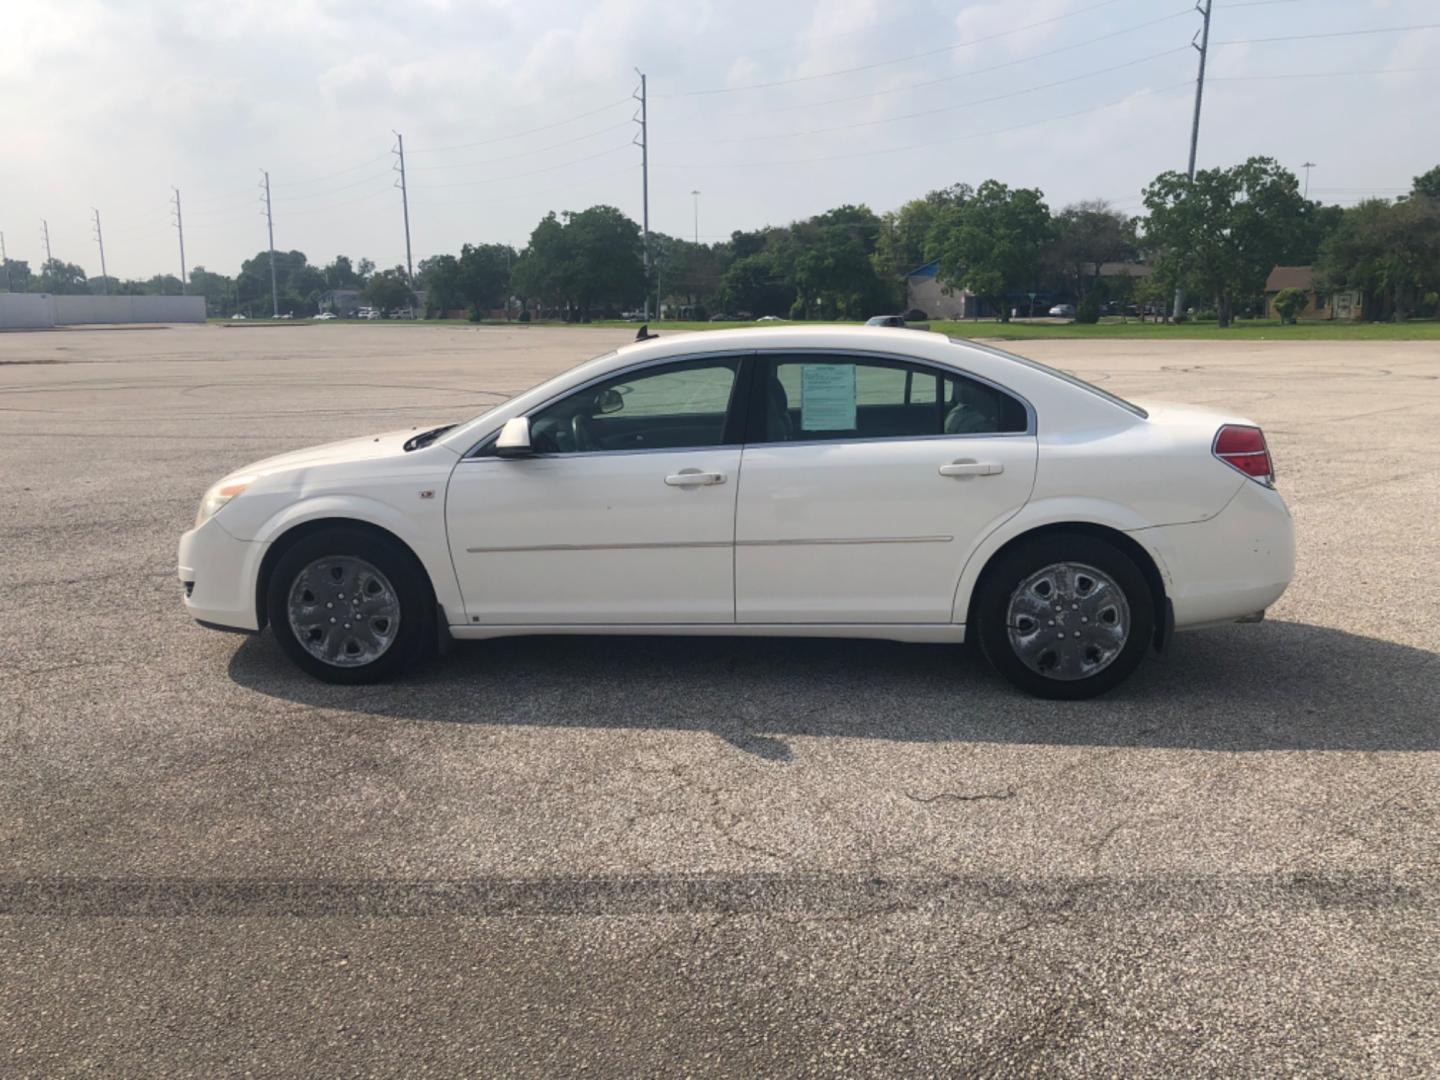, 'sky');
2,0,1437,282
